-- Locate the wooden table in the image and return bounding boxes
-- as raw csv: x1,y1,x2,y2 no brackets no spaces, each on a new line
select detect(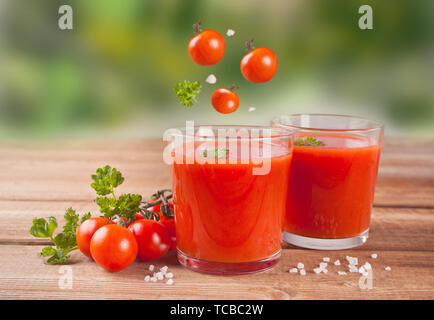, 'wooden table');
0,138,433,300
